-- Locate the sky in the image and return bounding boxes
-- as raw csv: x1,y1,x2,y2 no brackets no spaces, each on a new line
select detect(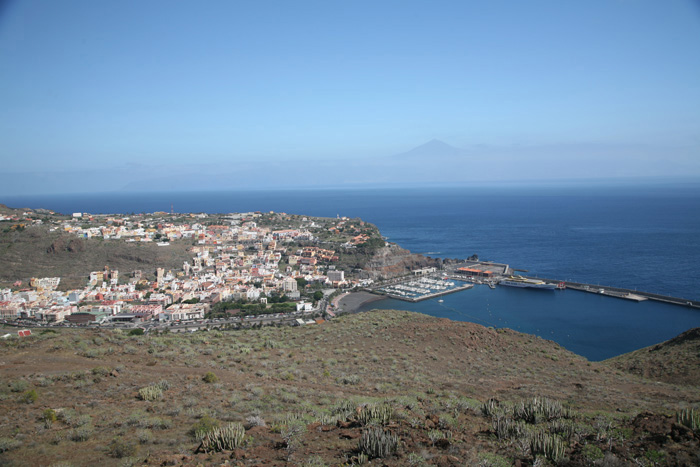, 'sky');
1,0,699,194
